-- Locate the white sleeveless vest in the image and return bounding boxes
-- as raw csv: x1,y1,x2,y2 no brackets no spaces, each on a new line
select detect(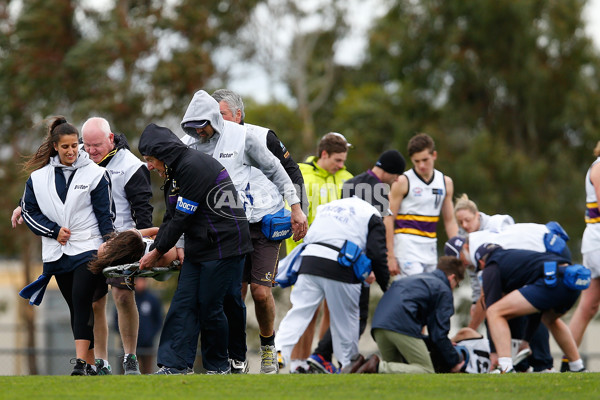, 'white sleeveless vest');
301,196,381,261
31,153,106,262
244,124,285,223
467,223,550,266
105,149,145,231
